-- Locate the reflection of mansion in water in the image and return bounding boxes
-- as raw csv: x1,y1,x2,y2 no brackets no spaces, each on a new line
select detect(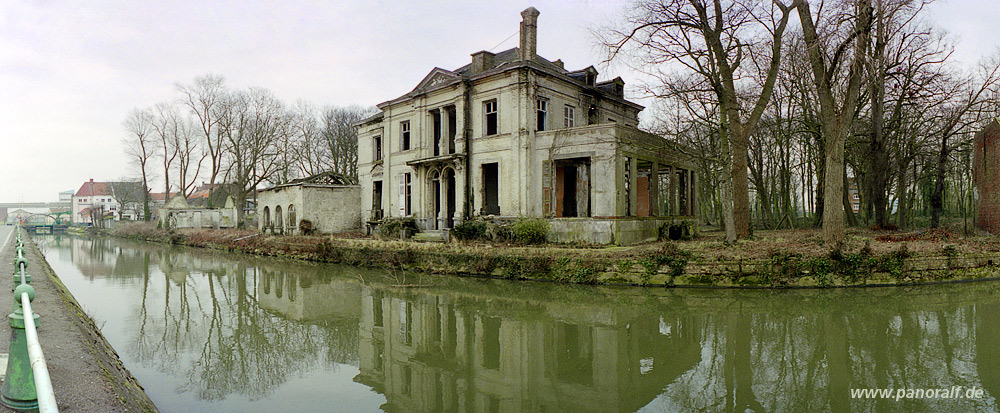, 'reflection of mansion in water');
354,288,698,412
253,268,699,411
